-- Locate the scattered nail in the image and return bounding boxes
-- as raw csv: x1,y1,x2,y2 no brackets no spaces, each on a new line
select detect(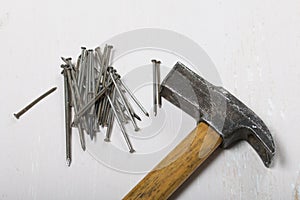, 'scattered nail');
14,87,57,119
